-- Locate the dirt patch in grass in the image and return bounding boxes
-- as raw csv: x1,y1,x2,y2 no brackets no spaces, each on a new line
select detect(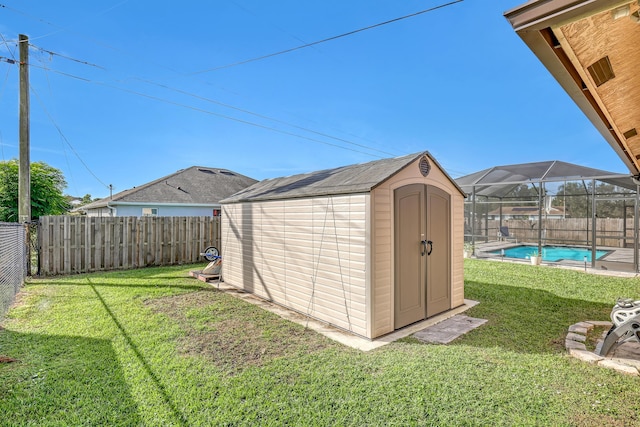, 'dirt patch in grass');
568,412,629,427
585,325,610,352
549,336,566,352
146,289,337,374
